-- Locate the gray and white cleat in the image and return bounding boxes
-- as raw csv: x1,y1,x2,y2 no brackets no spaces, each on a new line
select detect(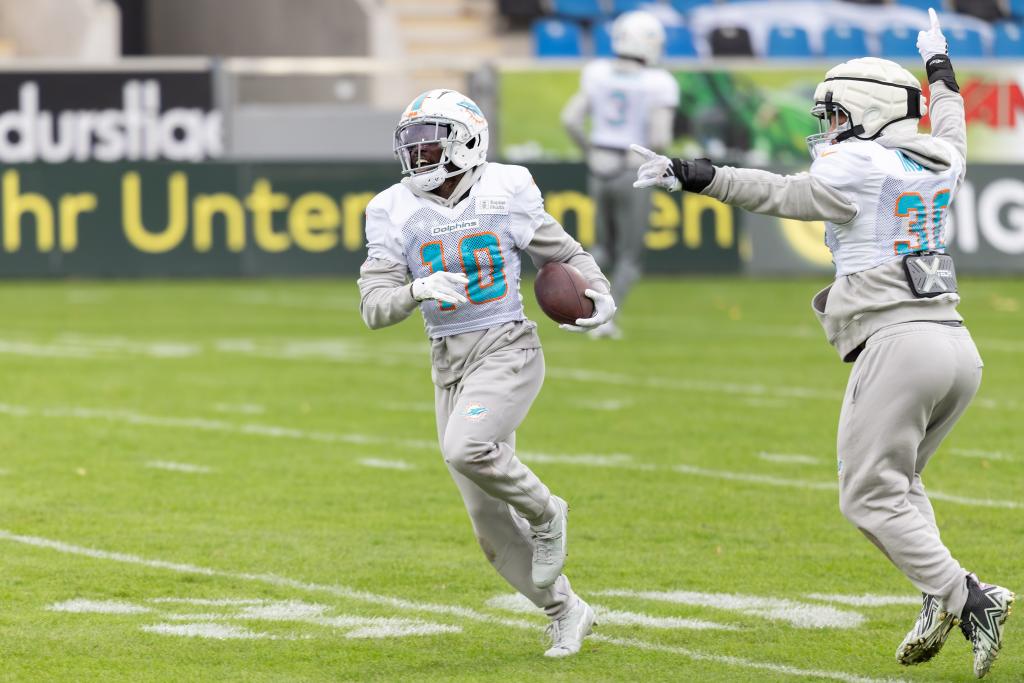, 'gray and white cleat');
959,574,1015,679
531,496,568,589
544,596,596,658
896,593,958,666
